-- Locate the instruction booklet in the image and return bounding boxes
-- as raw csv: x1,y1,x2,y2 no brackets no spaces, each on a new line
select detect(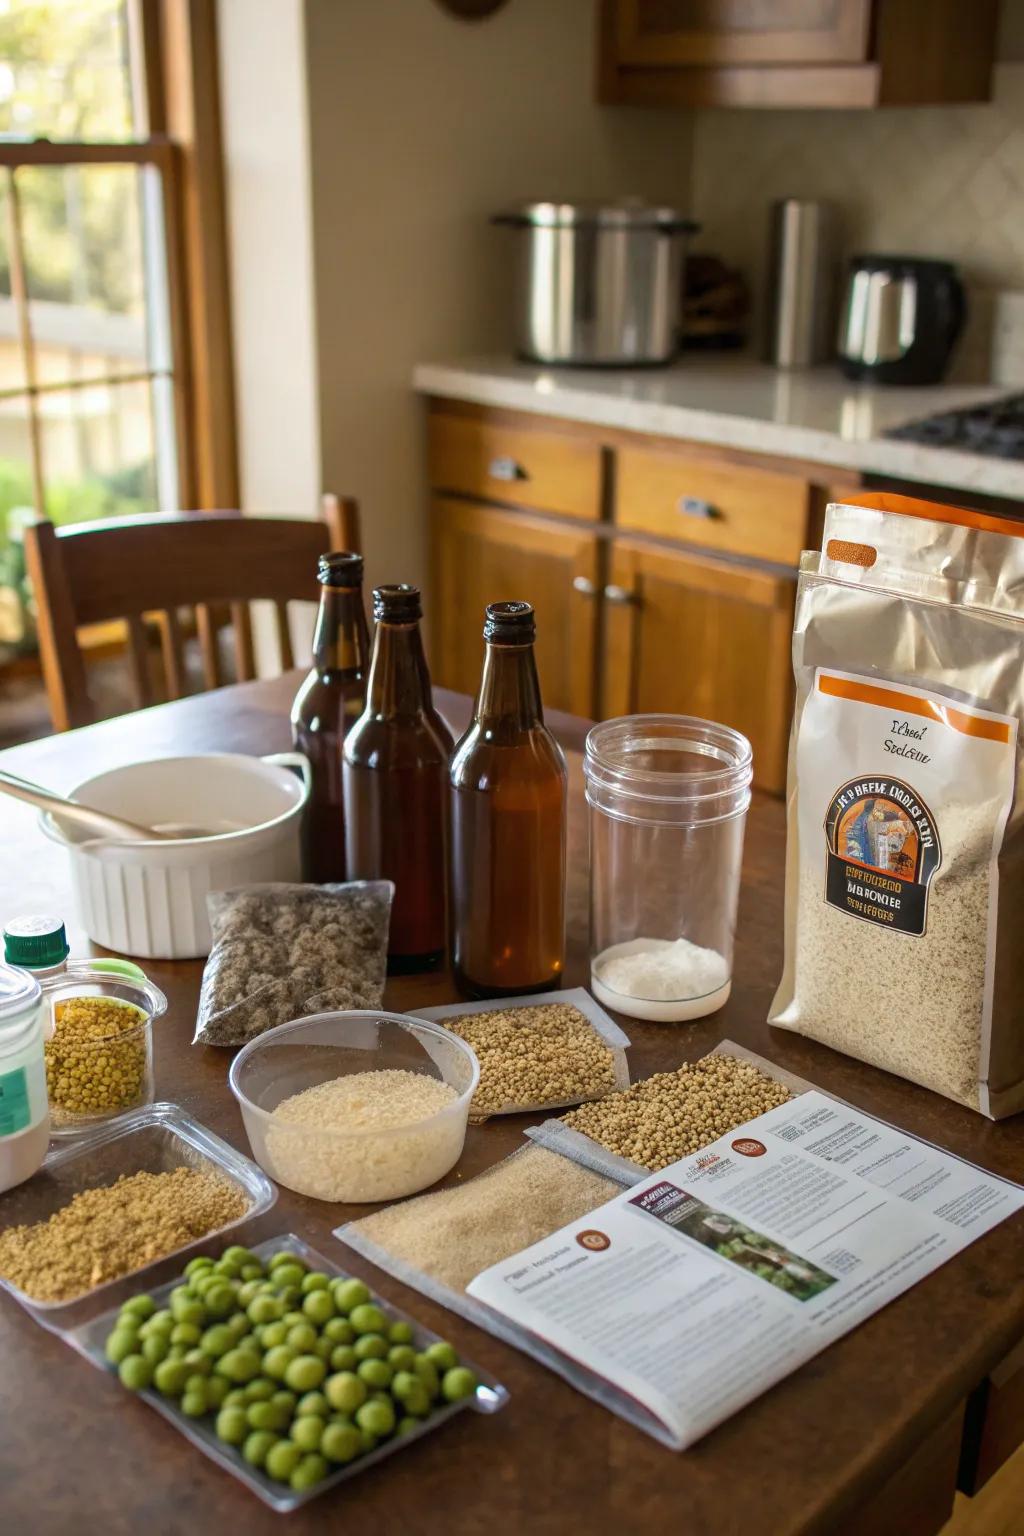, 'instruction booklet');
467,1091,1024,1449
